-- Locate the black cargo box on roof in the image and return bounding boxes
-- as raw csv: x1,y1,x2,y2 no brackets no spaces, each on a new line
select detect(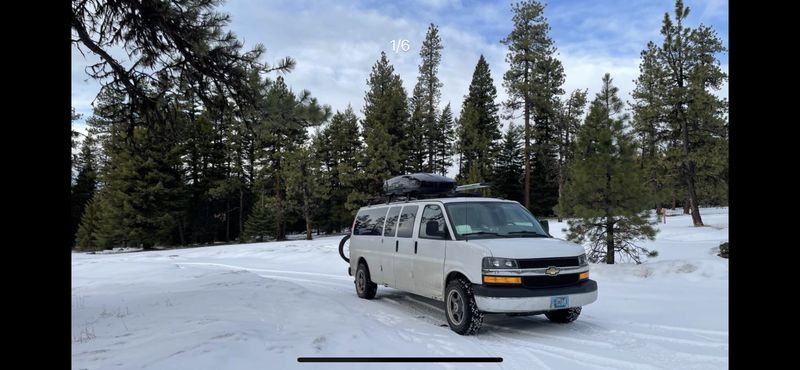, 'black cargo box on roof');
383,173,457,196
